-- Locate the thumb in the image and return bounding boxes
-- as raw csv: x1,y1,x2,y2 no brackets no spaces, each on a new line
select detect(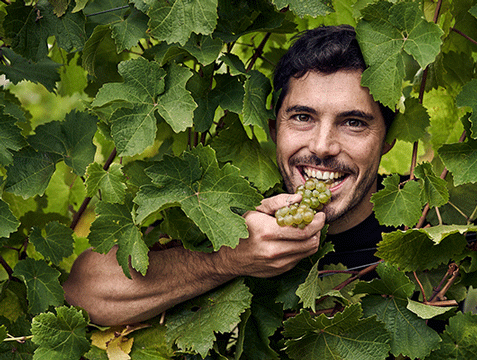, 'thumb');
255,193,302,215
